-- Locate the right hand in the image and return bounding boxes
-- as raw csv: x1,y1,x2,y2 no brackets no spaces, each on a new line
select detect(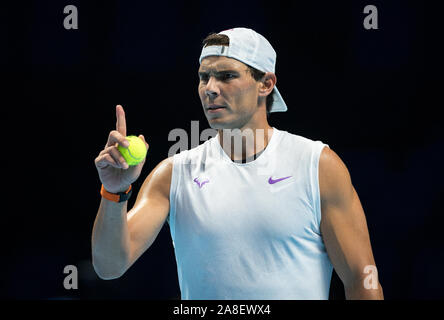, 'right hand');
94,105,149,194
